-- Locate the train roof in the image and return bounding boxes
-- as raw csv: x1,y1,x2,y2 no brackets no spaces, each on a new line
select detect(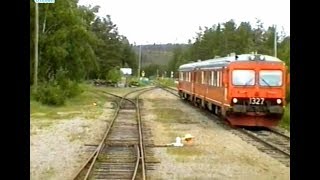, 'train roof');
178,54,284,71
